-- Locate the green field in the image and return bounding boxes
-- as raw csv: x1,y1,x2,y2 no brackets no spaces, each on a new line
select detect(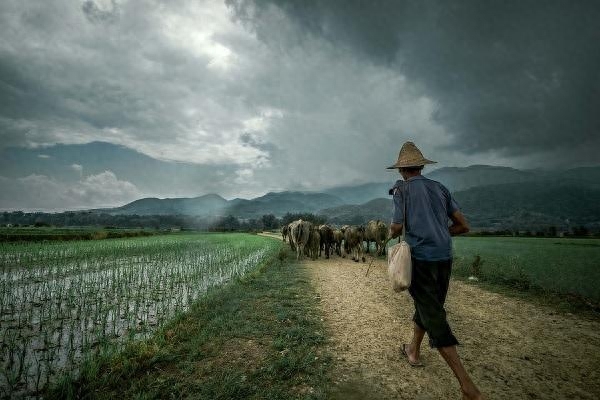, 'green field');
0,233,280,398
0,226,160,242
3,231,600,398
452,237,600,302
